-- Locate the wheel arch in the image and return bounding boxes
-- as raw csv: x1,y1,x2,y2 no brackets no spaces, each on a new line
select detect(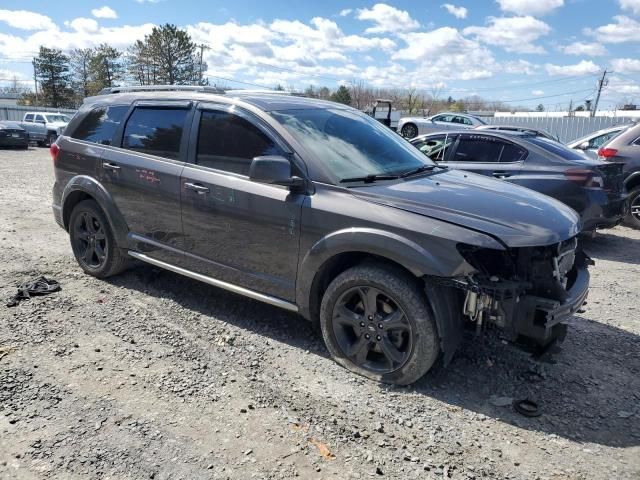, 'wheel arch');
624,171,640,192
61,175,129,248
296,227,467,322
